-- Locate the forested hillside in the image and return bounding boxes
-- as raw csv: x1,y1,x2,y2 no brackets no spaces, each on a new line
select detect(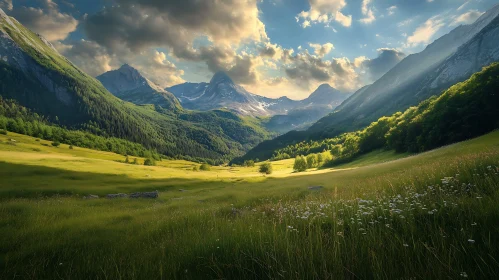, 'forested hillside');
235,63,499,163
0,10,271,164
